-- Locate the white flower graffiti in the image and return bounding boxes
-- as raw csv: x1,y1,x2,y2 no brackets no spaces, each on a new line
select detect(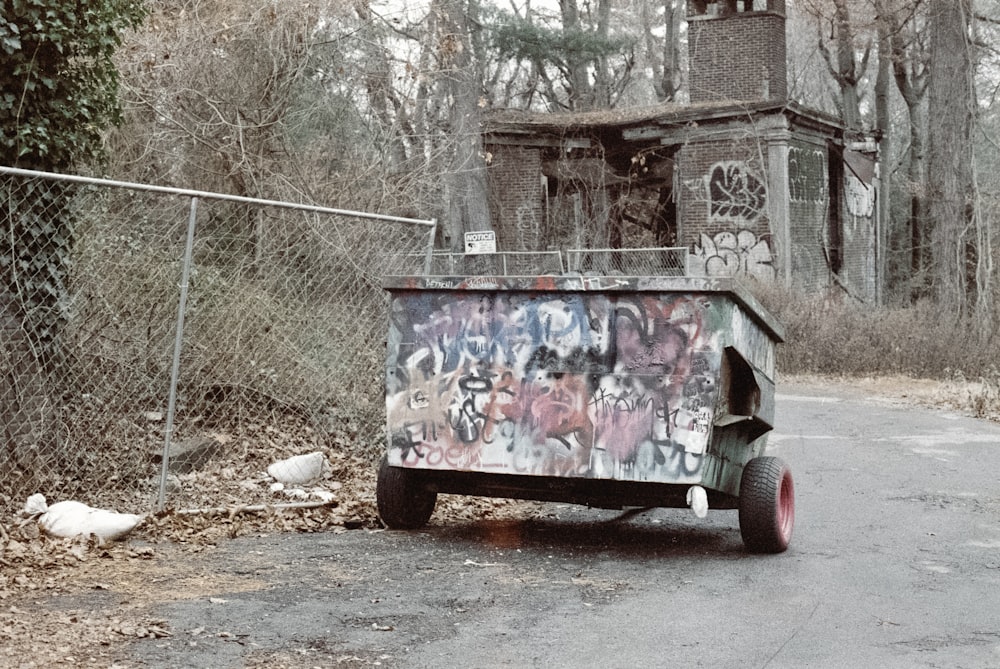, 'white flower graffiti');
694,160,775,280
